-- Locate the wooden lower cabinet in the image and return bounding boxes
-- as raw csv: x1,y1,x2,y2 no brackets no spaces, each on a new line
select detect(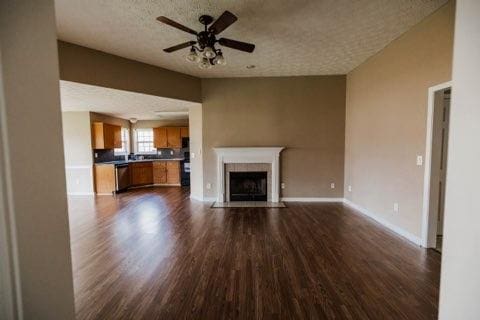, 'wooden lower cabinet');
153,162,167,184
166,161,180,185
94,164,116,194
94,161,181,194
129,162,153,186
